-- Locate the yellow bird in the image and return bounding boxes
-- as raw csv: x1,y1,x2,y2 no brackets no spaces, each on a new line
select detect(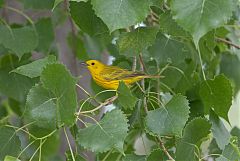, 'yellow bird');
81,60,160,90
